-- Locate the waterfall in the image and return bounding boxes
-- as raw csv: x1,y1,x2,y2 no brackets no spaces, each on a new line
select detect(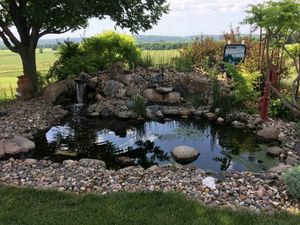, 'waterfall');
73,82,86,117
76,83,86,104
